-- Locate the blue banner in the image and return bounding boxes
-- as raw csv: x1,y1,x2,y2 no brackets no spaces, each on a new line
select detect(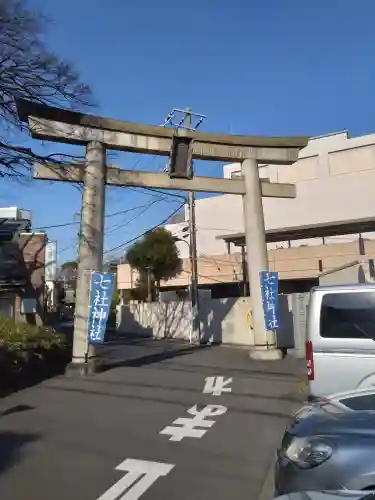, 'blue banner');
259,270,279,330
88,271,116,344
